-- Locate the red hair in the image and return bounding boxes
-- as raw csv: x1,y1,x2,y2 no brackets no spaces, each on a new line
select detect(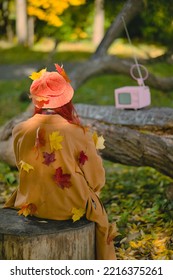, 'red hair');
34,101,81,125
